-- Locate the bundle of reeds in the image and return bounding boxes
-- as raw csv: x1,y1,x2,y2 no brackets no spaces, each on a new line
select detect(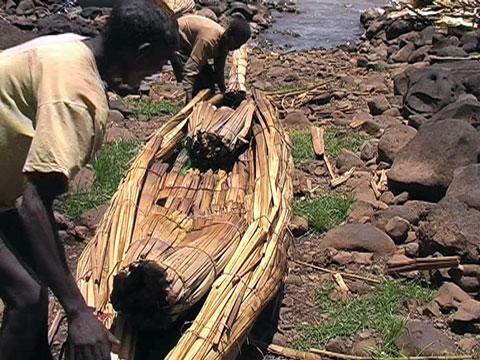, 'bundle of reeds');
186,100,254,164
227,46,248,94
75,88,293,359
152,0,195,16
